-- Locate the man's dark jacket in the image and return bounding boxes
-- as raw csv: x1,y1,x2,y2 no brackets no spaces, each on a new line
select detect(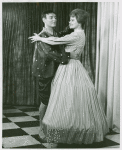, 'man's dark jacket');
32,29,70,78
